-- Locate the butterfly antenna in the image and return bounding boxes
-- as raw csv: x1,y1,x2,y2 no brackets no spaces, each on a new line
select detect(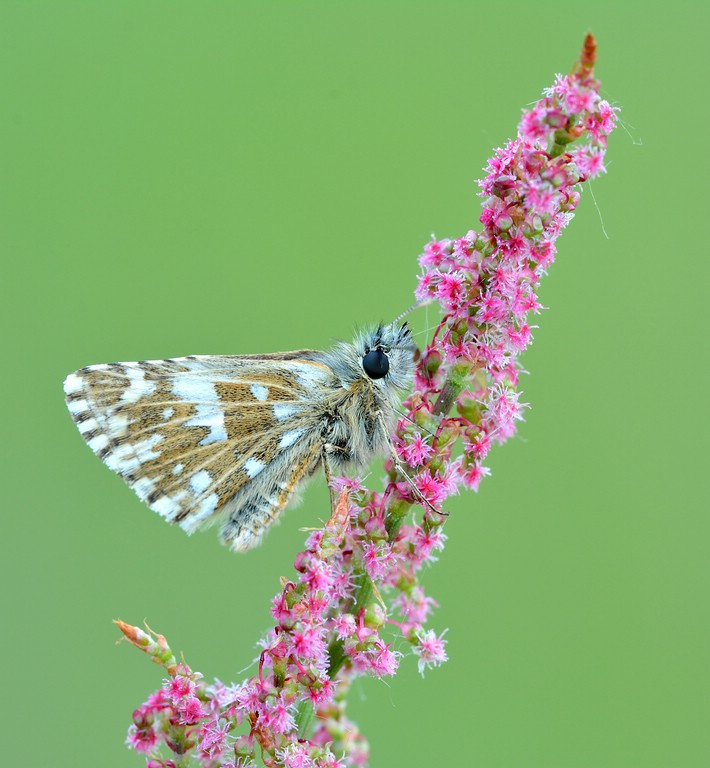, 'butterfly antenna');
377,411,448,518
394,408,437,441
393,298,432,325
